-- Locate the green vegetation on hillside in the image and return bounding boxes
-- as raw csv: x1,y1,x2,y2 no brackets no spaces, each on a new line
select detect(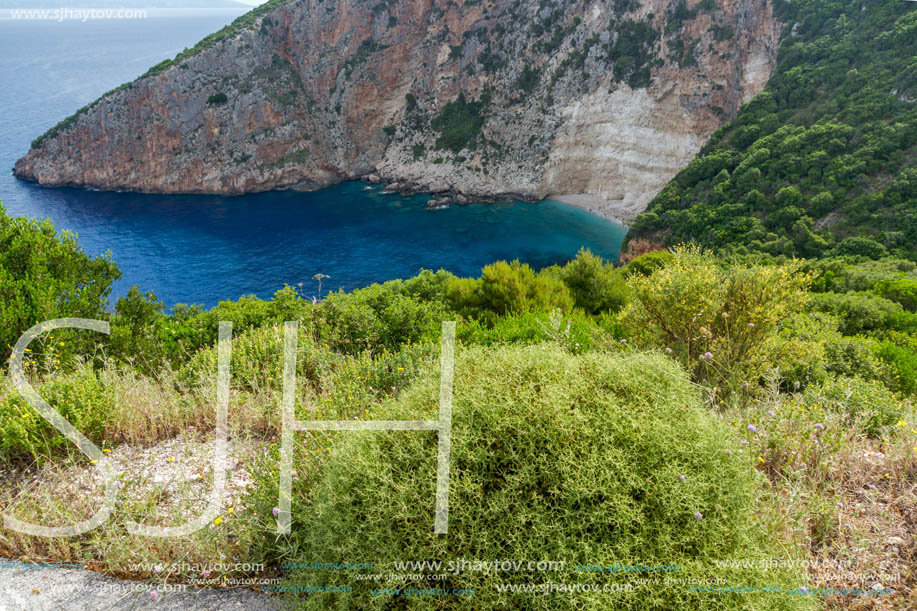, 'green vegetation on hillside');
430,92,489,152
1,202,914,608
629,0,917,261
